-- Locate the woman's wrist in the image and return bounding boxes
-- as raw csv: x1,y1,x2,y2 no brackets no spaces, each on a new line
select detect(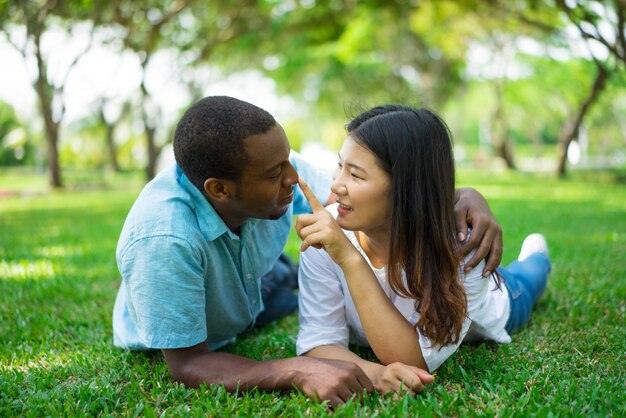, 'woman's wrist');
337,250,368,271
